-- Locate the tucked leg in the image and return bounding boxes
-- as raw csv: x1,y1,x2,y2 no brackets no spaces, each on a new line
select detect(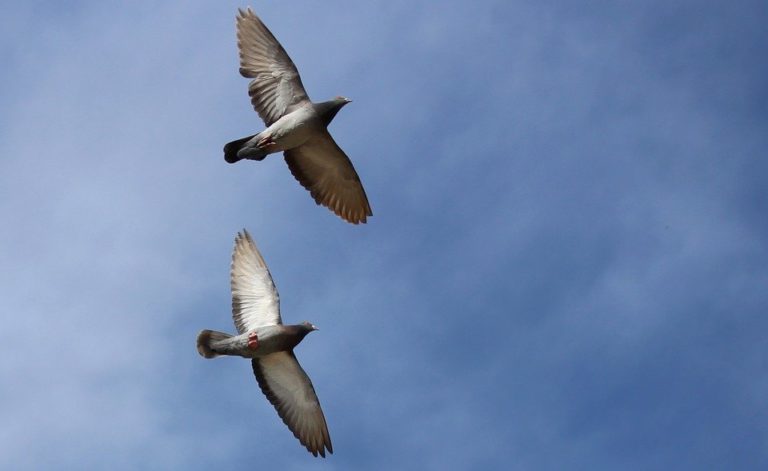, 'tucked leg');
256,134,276,149
248,332,259,349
